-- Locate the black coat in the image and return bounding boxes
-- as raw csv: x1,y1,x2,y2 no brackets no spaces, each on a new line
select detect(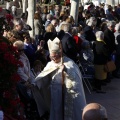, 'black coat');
61,33,77,62
104,28,116,54
83,26,96,42
93,41,109,65
57,30,65,40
